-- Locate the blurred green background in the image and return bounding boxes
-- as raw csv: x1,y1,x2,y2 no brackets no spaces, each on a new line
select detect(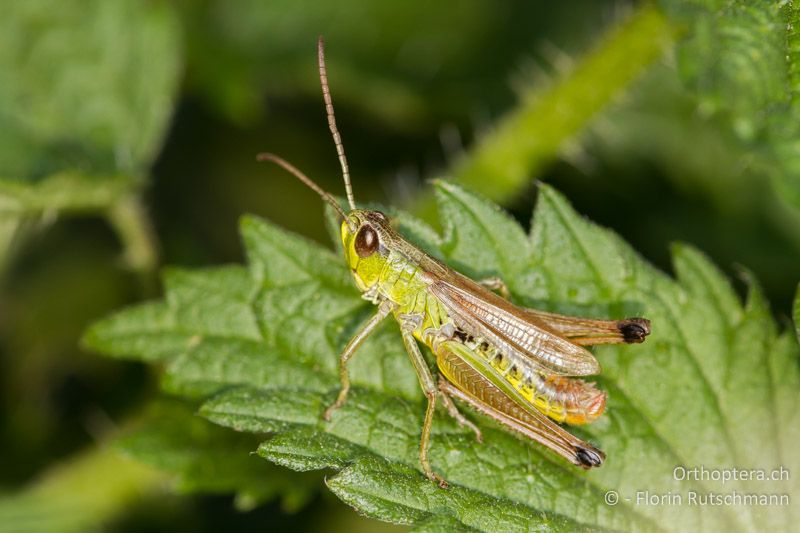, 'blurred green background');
1,0,798,531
